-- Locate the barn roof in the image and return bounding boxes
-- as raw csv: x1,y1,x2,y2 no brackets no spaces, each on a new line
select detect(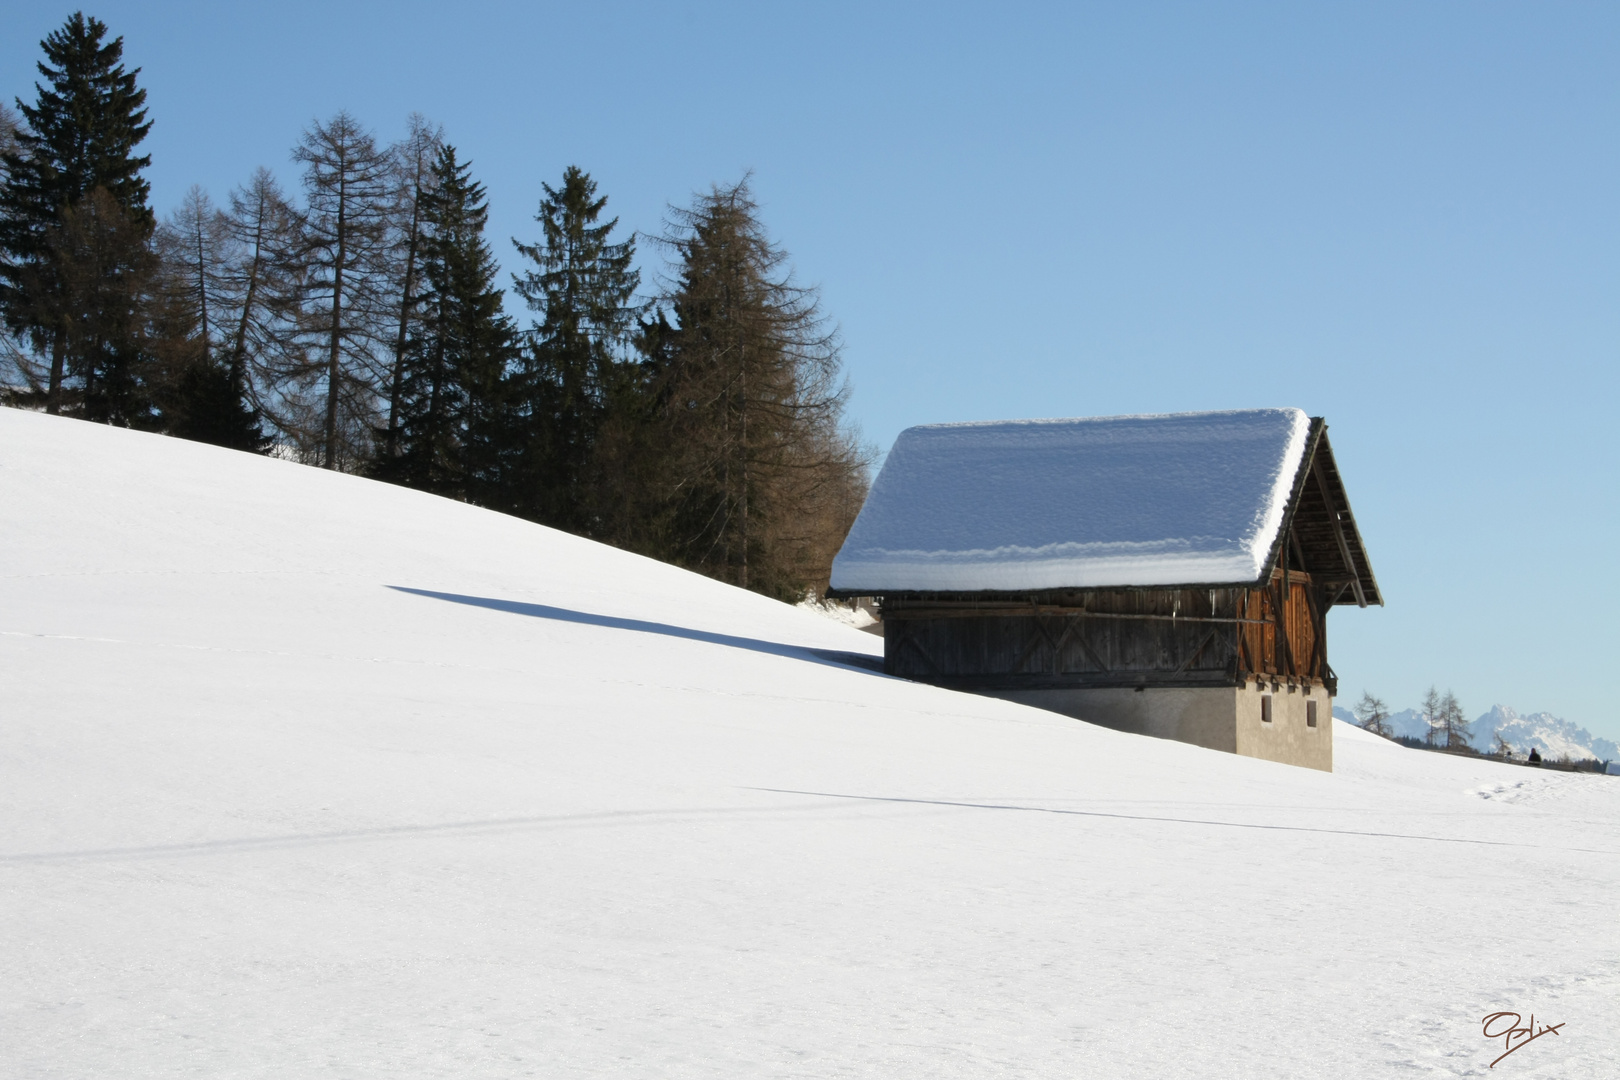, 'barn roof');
828,408,1380,604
